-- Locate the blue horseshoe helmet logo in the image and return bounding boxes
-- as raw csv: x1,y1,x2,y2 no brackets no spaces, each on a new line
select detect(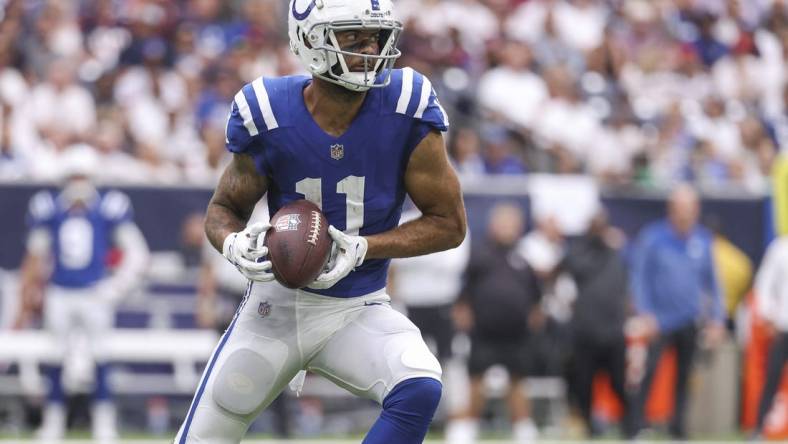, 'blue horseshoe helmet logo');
292,0,317,20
